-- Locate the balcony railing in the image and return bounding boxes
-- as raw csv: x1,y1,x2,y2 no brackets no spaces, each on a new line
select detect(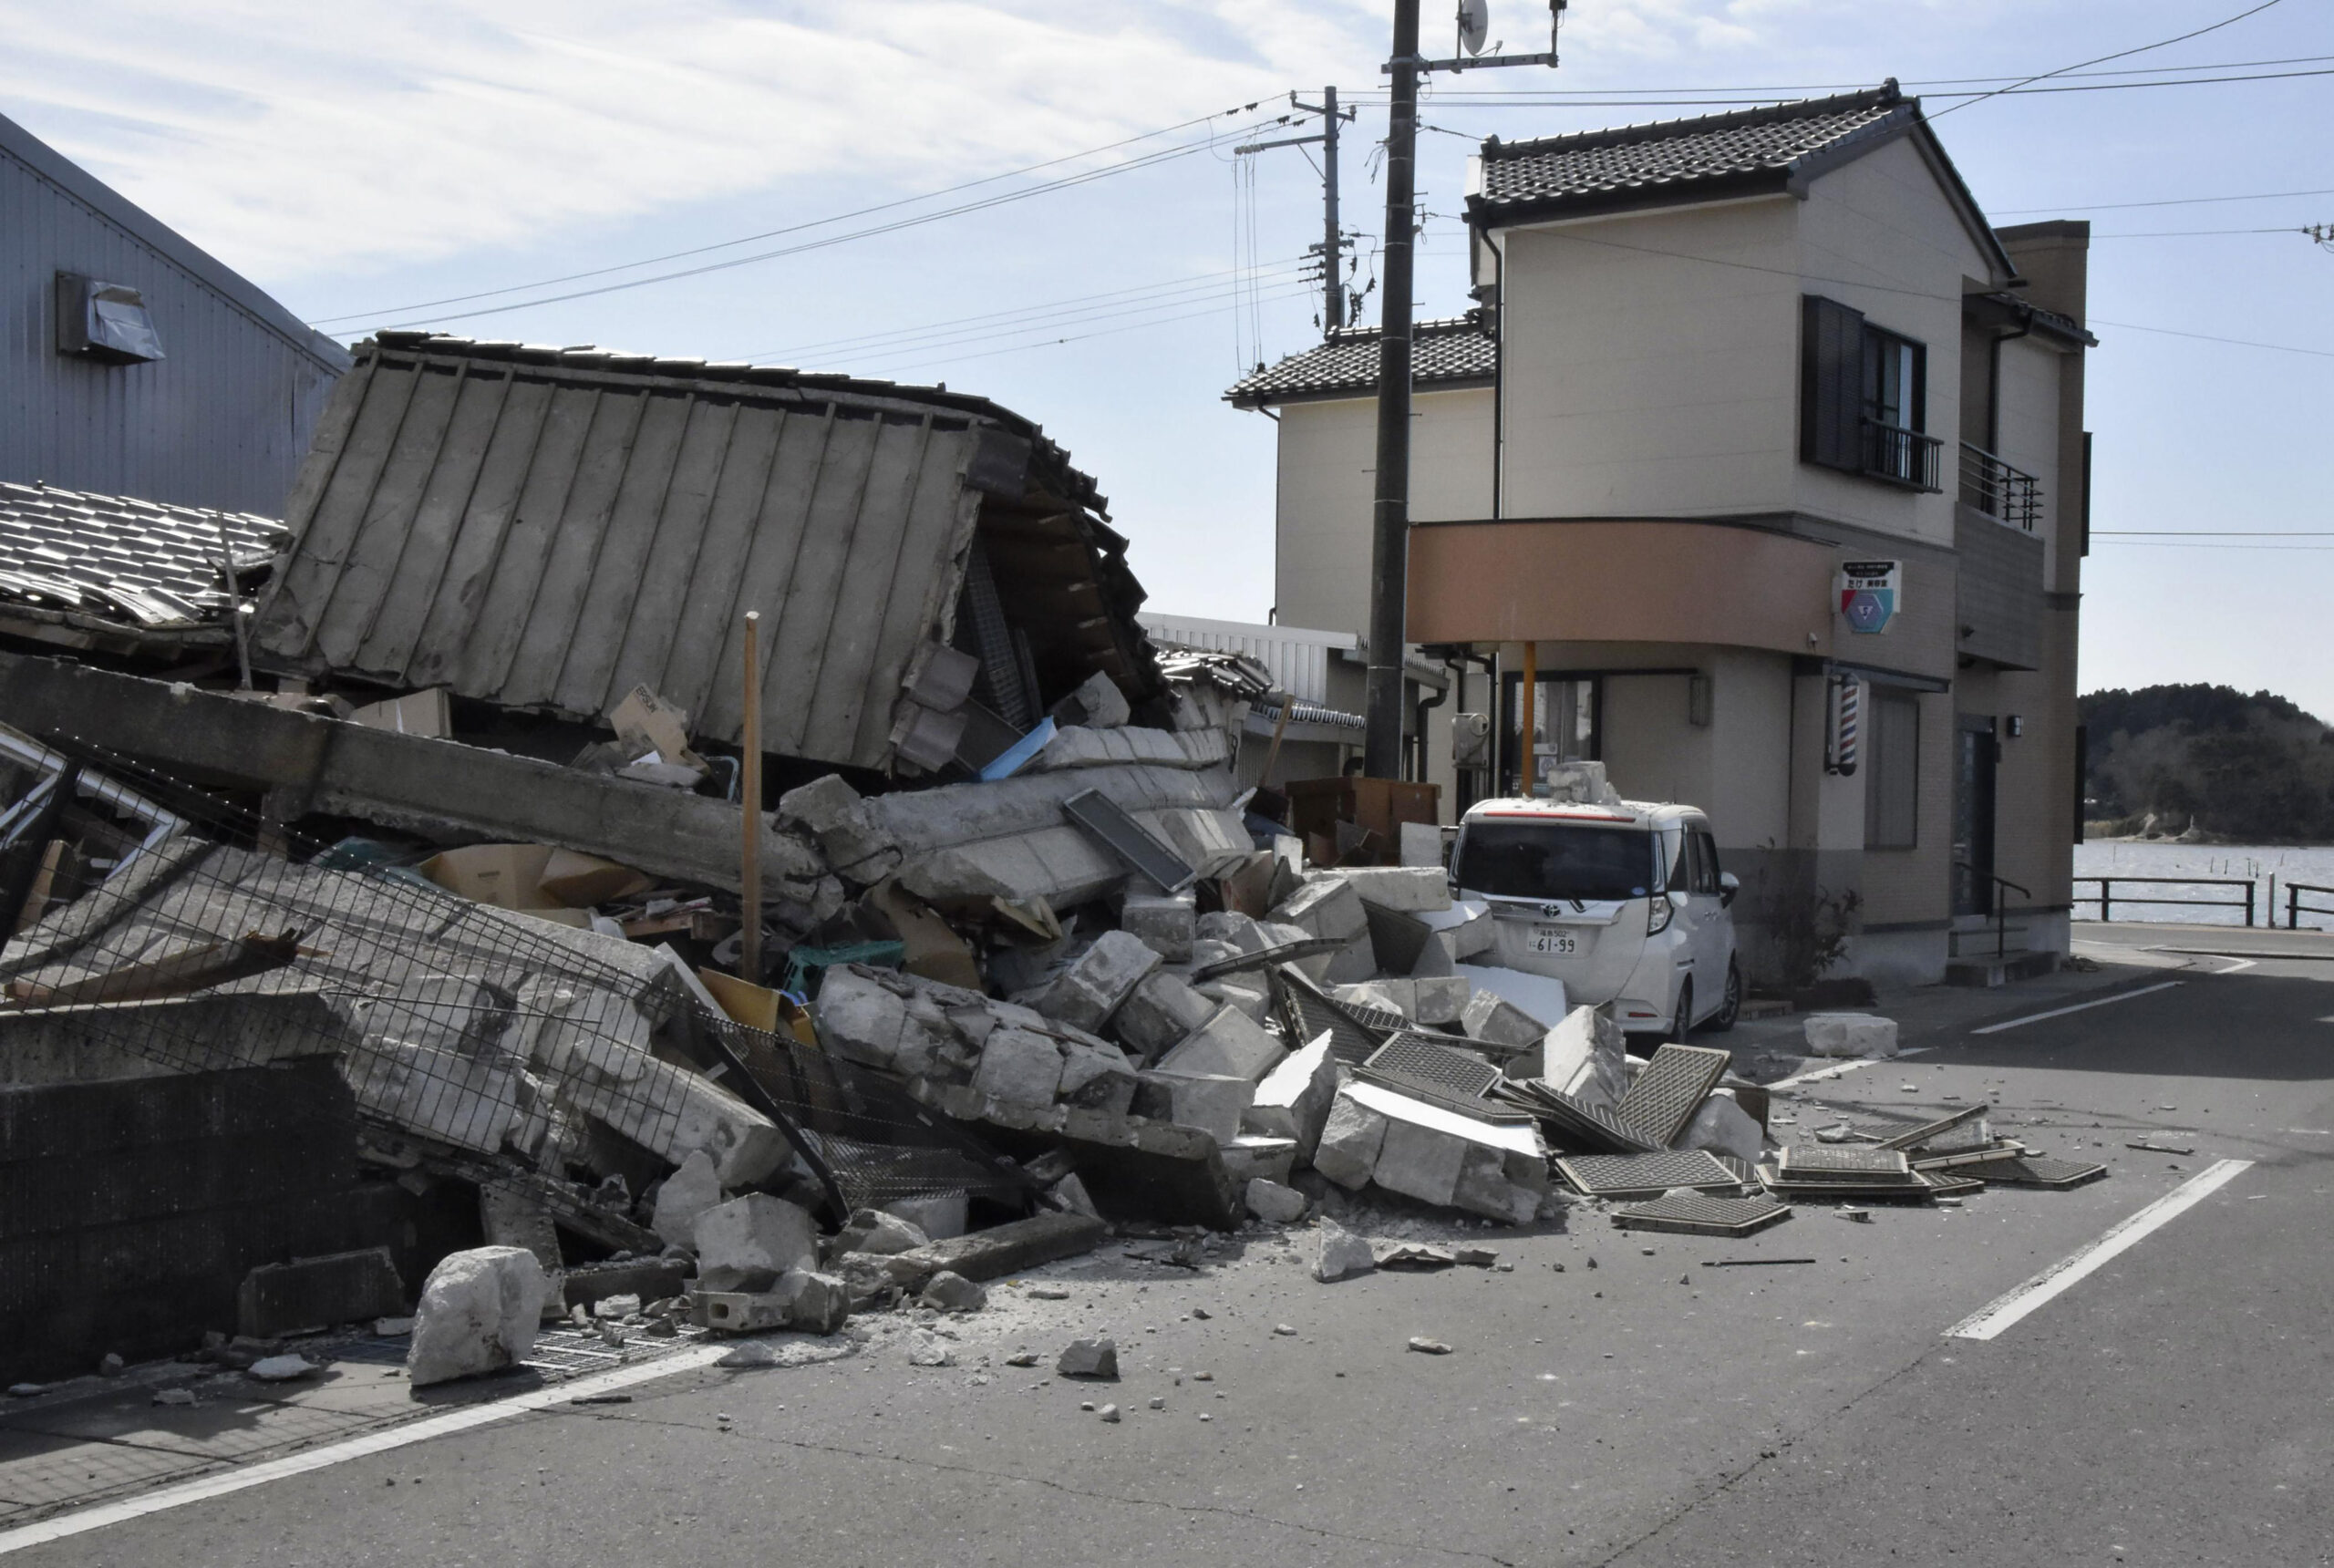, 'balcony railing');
1858,418,1943,492
1958,441,2040,531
